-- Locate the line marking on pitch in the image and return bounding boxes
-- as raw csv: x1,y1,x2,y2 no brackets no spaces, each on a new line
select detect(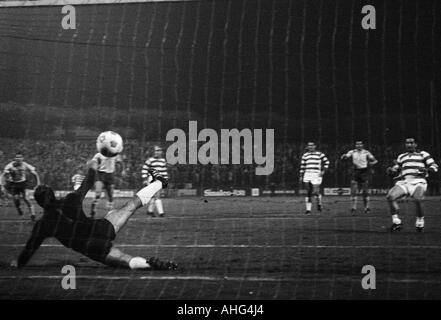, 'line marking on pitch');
0,275,440,284
0,216,402,223
1,244,441,249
